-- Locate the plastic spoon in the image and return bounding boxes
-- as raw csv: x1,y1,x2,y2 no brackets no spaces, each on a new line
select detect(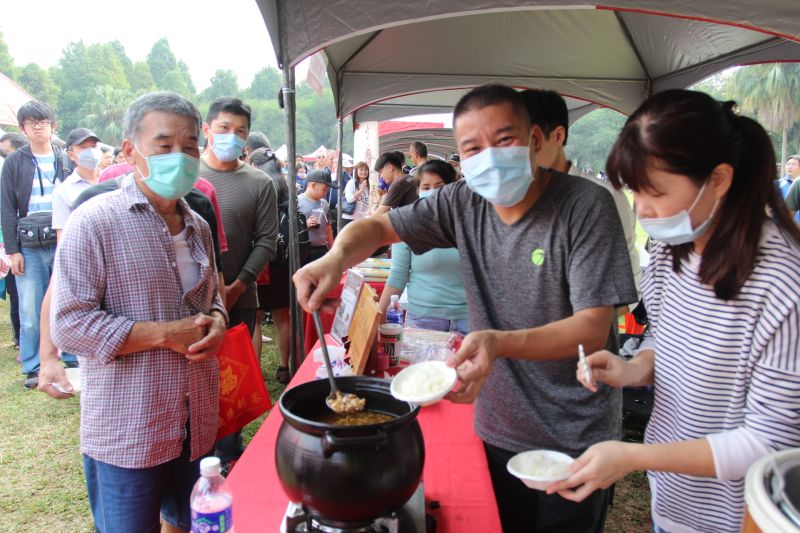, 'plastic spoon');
579,344,595,387
312,310,365,414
